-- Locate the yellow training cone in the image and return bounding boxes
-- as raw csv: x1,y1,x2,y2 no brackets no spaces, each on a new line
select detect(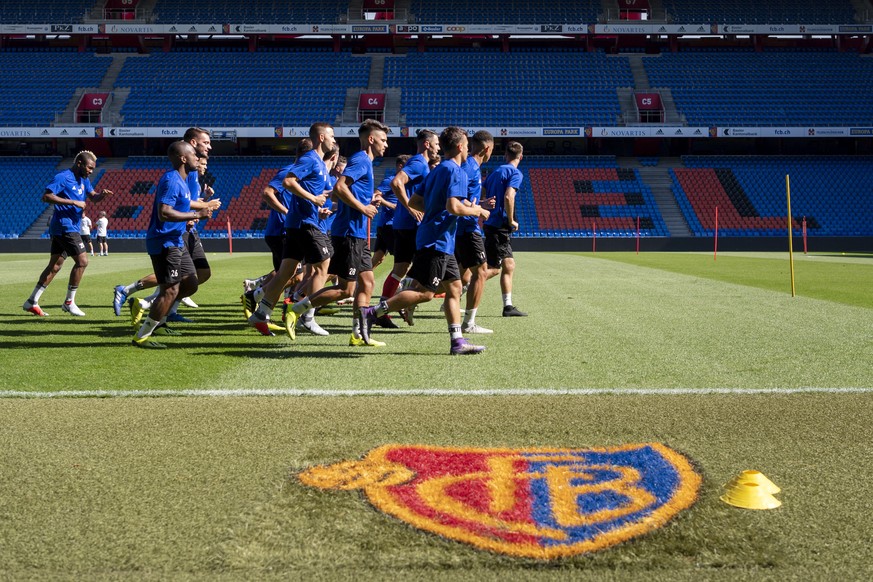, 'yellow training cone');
720,482,782,510
723,470,781,495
